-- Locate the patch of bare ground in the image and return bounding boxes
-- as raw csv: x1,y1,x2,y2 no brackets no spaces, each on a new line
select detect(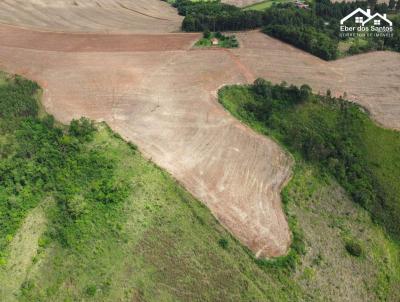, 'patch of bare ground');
0,0,182,33
0,26,398,257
